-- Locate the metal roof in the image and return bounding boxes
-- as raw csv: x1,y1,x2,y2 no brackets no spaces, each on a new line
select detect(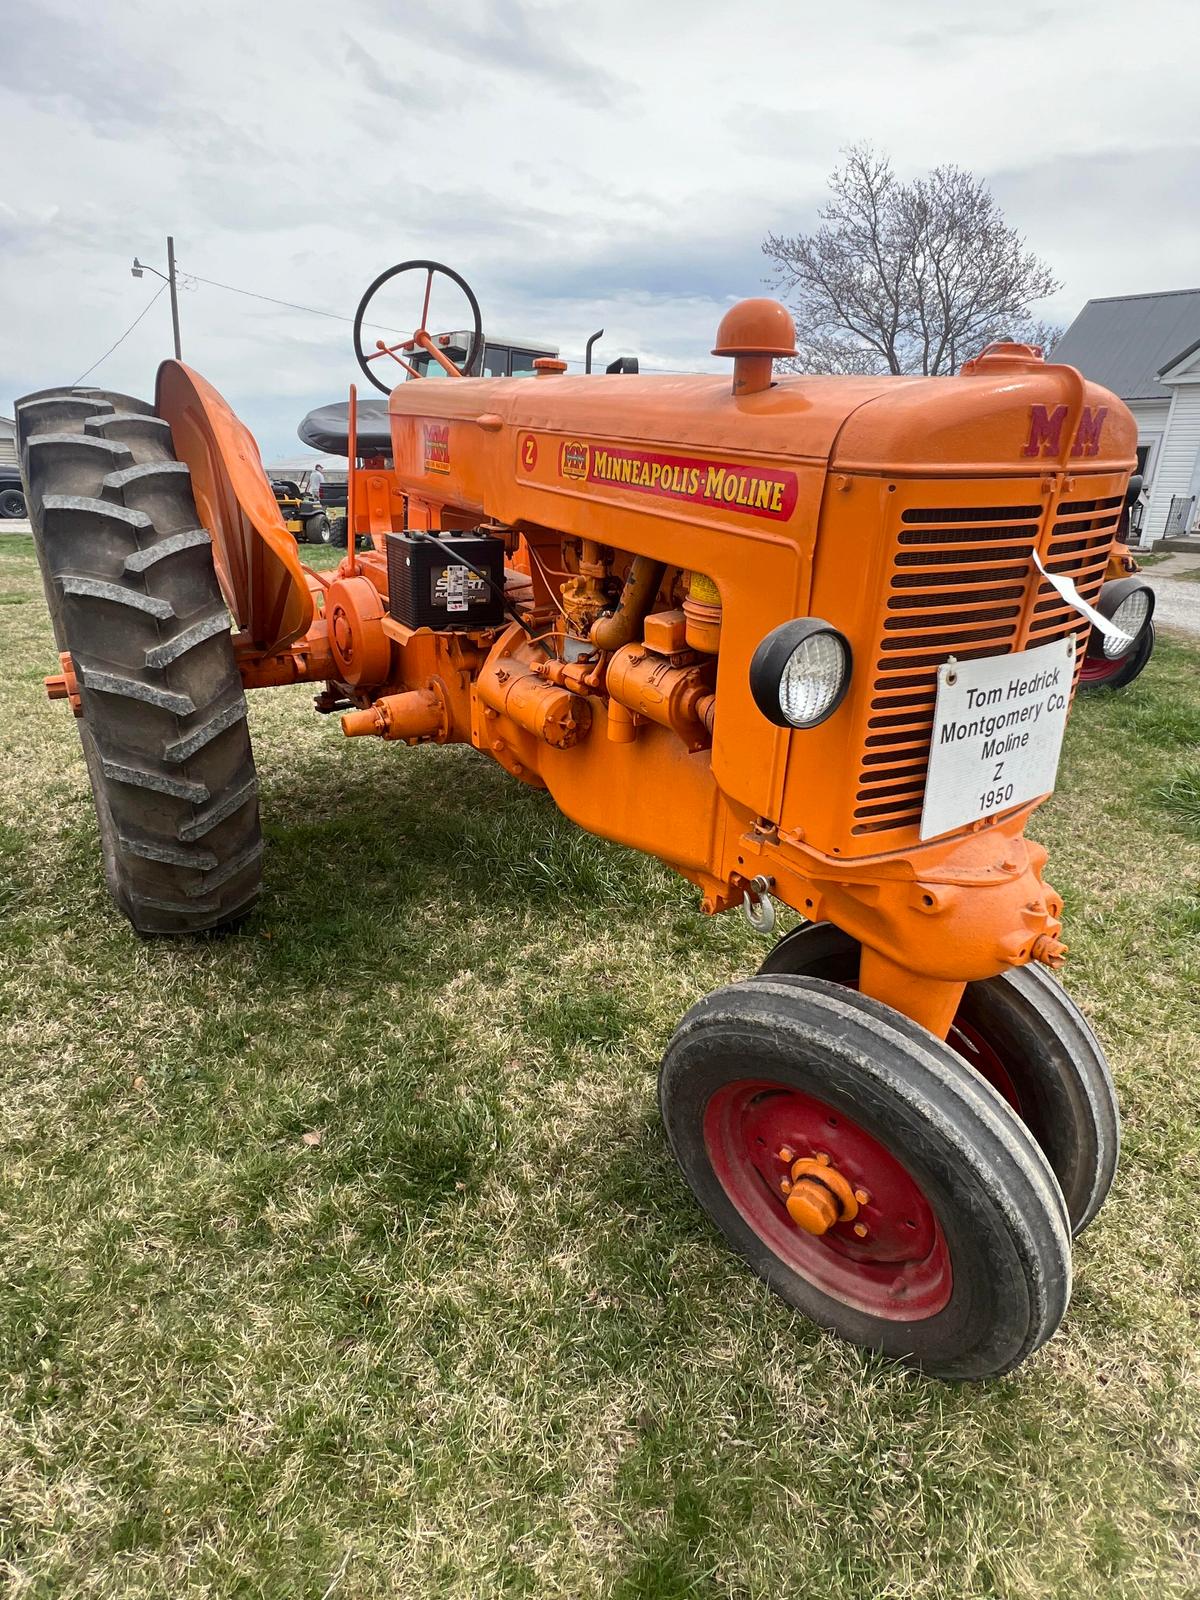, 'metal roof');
1051,288,1200,400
